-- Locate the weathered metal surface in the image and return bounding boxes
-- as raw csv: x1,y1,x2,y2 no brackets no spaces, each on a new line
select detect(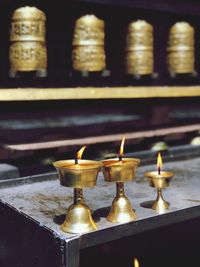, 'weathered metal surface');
0,157,200,255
